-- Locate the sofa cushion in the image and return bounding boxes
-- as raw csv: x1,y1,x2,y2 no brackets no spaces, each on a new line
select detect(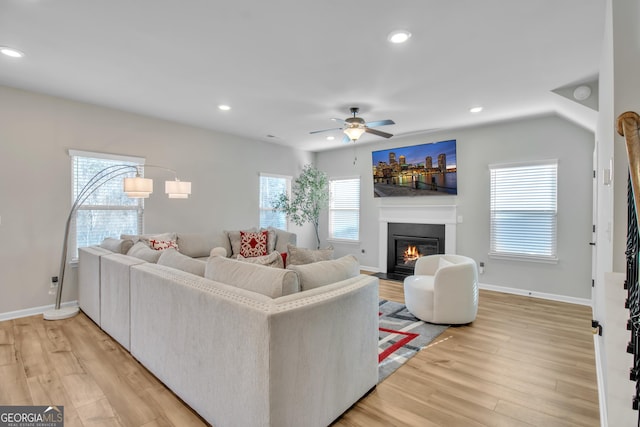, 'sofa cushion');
205,256,299,298
286,255,359,291
287,244,334,265
176,233,211,258
240,230,268,257
127,241,162,263
237,251,284,268
158,248,206,276
100,237,134,254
